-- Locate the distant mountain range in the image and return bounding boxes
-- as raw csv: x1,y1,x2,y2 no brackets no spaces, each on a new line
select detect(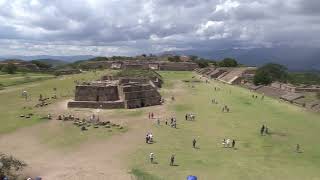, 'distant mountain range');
165,47,320,71
0,47,319,71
